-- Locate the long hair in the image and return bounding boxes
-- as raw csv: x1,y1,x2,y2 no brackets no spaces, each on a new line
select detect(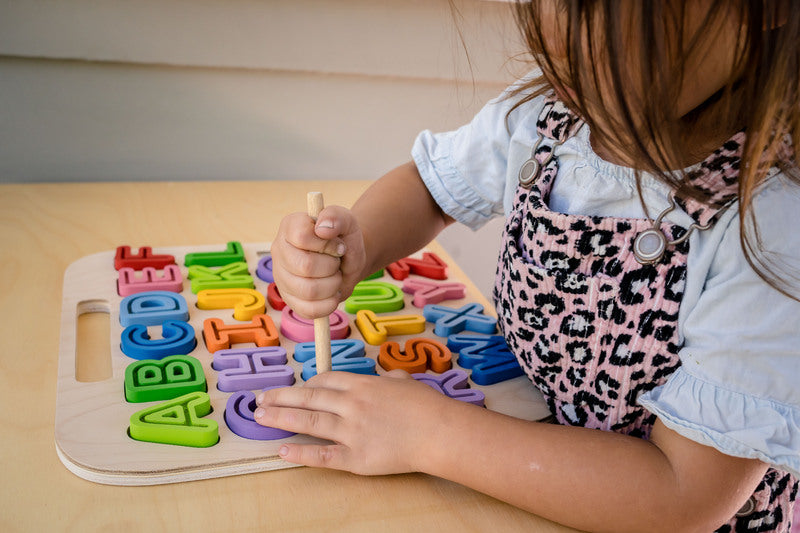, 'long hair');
507,0,800,299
